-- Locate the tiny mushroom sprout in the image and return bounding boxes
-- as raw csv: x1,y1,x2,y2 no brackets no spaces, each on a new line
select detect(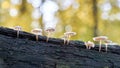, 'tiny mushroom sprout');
85,41,95,49
31,28,42,41
104,40,112,52
14,26,22,38
45,27,55,42
93,36,108,52
64,32,76,45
